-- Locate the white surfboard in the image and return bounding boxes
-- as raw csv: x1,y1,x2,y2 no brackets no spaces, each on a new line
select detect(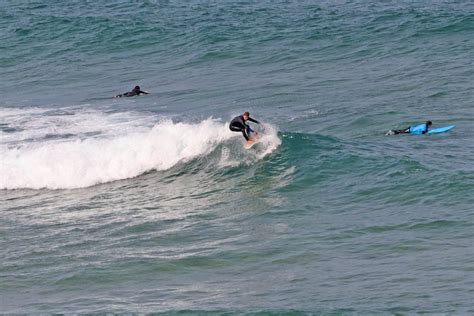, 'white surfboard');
244,134,259,149
244,140,258,149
